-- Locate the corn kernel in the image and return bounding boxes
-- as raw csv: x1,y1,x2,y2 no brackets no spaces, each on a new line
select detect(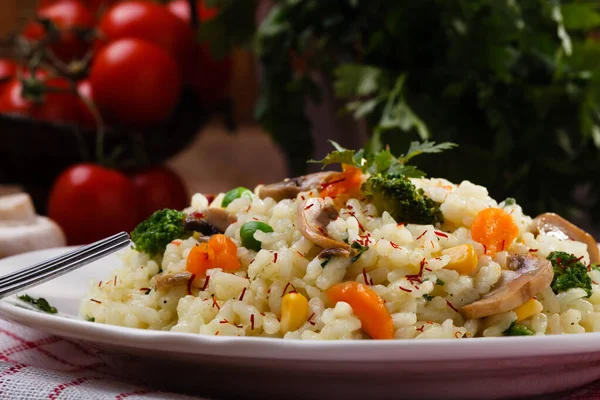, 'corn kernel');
442,244,478,275
280,292,310,334
513,298,543,322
